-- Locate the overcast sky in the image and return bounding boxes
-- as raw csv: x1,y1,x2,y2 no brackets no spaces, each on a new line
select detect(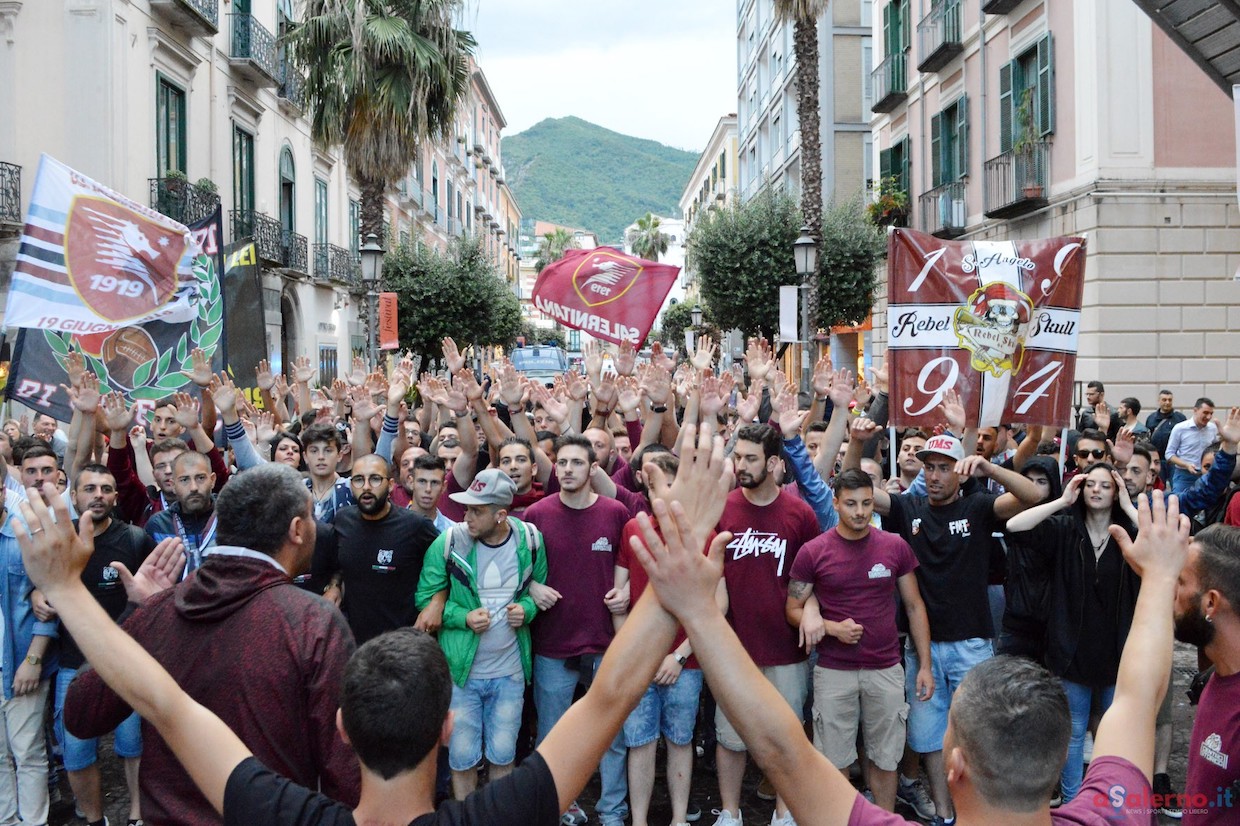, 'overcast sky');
466,1,738,152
